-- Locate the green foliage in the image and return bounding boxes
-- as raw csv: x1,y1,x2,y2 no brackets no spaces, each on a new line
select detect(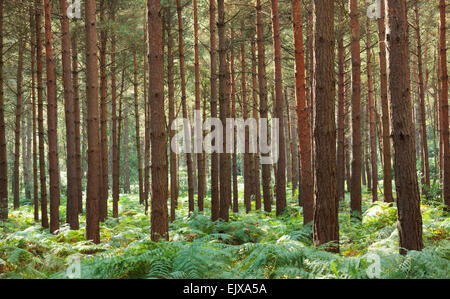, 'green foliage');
0,192,448,279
